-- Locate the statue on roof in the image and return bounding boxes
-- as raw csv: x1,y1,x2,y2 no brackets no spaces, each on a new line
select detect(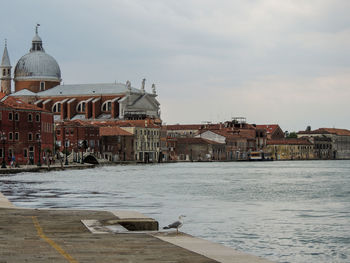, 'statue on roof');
141,78,146,93
152,84,156,94
126,80,131,91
